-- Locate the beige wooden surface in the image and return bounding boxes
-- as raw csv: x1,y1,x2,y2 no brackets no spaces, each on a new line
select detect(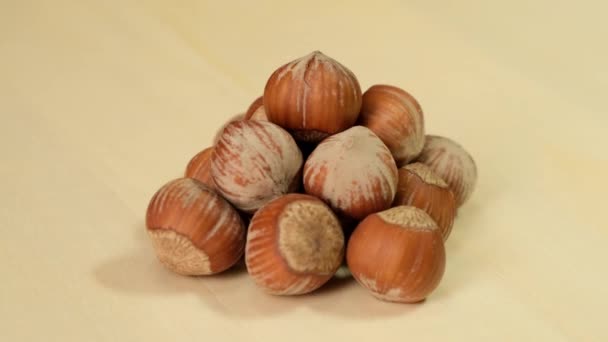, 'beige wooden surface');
2,1,607,341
